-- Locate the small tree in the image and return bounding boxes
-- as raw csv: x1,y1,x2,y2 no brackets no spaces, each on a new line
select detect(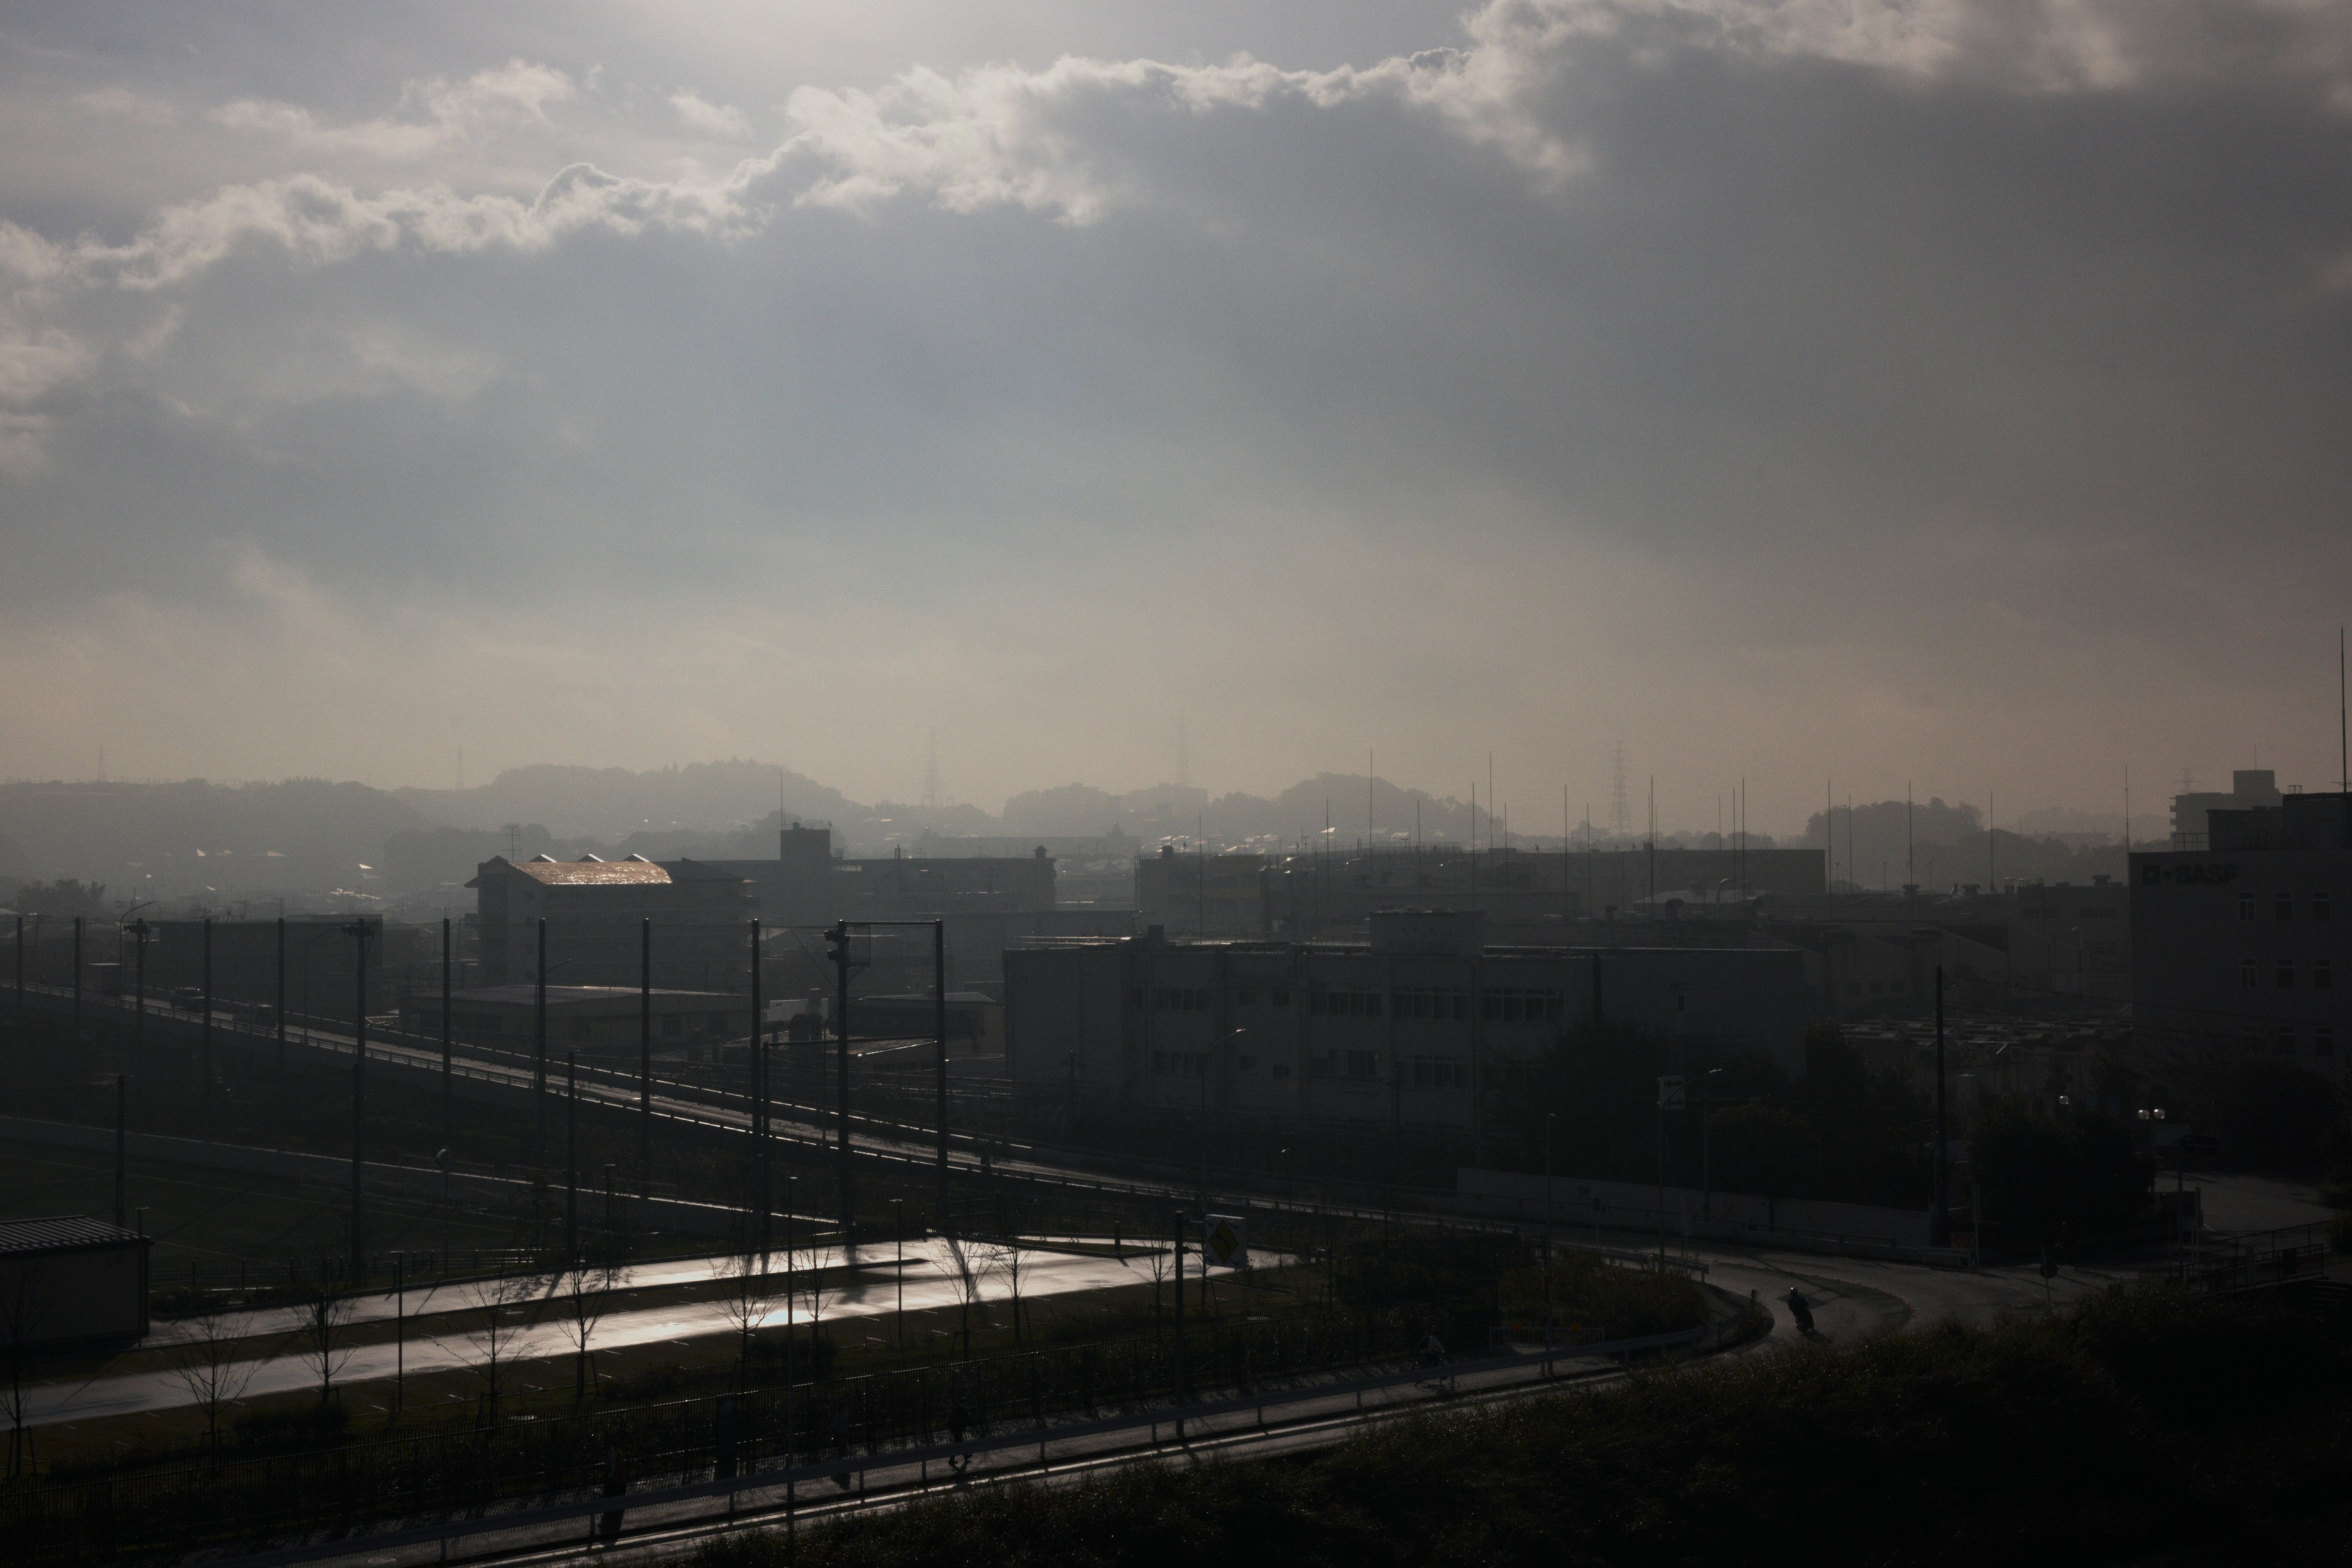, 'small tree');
166,1303,266,1460
1142,1237,1173,1337
712,1248,777,1390
461,1272,538,1421
981,1240,1032,1345
557,1260,627,1401
801,1251,839,1354
289,1264,356,1406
